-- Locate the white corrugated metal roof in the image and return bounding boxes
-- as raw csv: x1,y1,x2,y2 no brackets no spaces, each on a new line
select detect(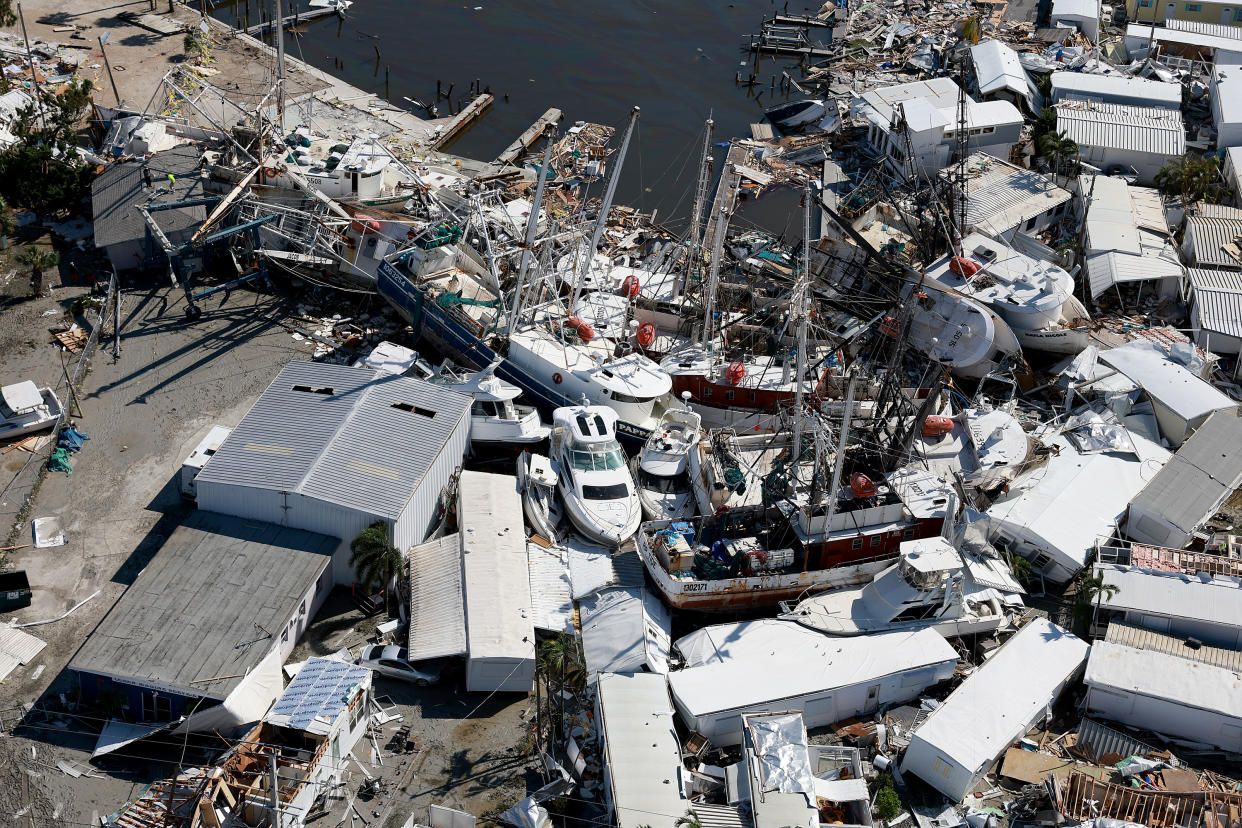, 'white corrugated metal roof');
566,537,644,598
1167,17,1242,38
0,625,46,682
1105,622,1242,671
1184,216,1242,269
1126,23,1242,55
1086,249,1184,298
1055,101,1185,156
1189,267,1242,291
1191,281,1242,339
407,533,466,659
1086,639,1242,718
526,543,573,634
954,152,1072,235
597,673,687,828
195,361,471,519
1099,340,1236,421
1195,203,1242,220
460,471,535,665
972,40,1039,109
906,619,1088,780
